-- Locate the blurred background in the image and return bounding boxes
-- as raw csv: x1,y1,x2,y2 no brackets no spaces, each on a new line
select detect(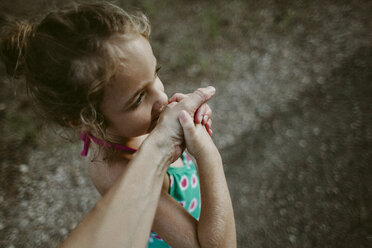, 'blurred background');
0,0,371,247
